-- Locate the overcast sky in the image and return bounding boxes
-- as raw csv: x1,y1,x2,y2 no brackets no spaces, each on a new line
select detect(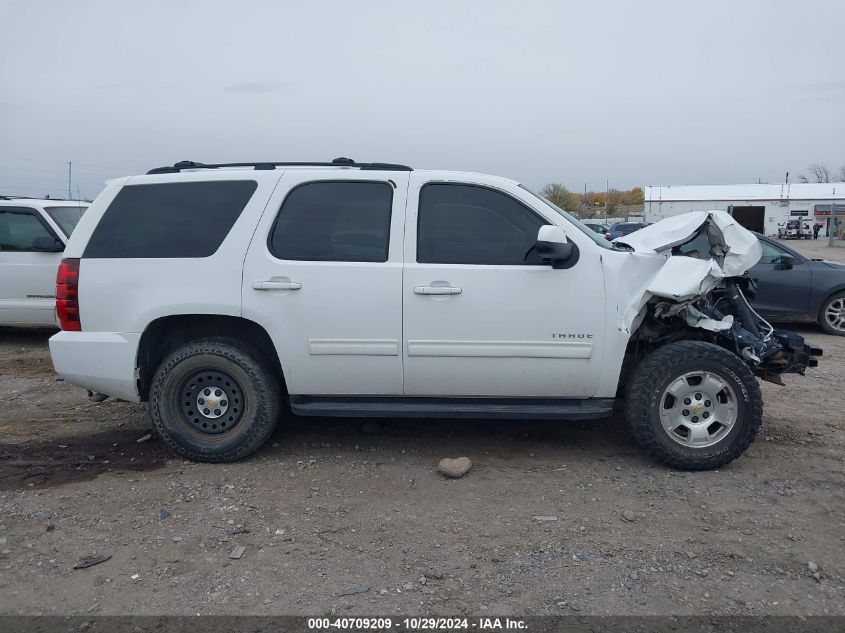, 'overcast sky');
1,0,844,199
